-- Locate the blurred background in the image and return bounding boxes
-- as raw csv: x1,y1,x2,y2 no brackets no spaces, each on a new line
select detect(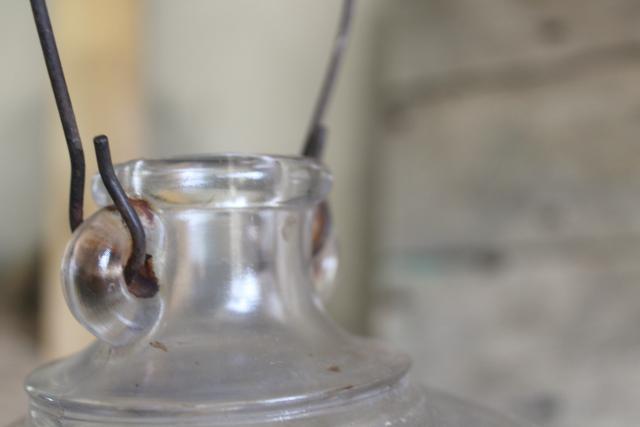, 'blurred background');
3,0,640,426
